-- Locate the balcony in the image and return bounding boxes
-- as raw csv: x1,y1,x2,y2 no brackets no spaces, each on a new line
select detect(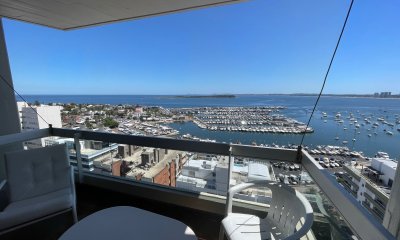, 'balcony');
364,192,386,214
362,201,384,222
0,128,396,240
